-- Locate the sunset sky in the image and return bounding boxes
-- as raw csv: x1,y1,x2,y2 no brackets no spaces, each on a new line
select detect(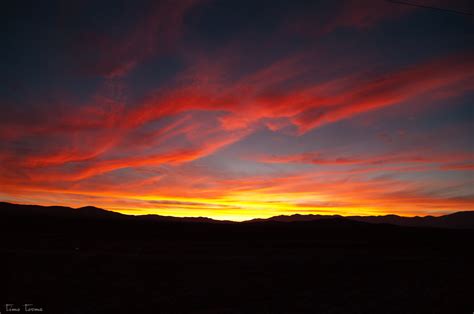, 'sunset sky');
1,0,473,220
